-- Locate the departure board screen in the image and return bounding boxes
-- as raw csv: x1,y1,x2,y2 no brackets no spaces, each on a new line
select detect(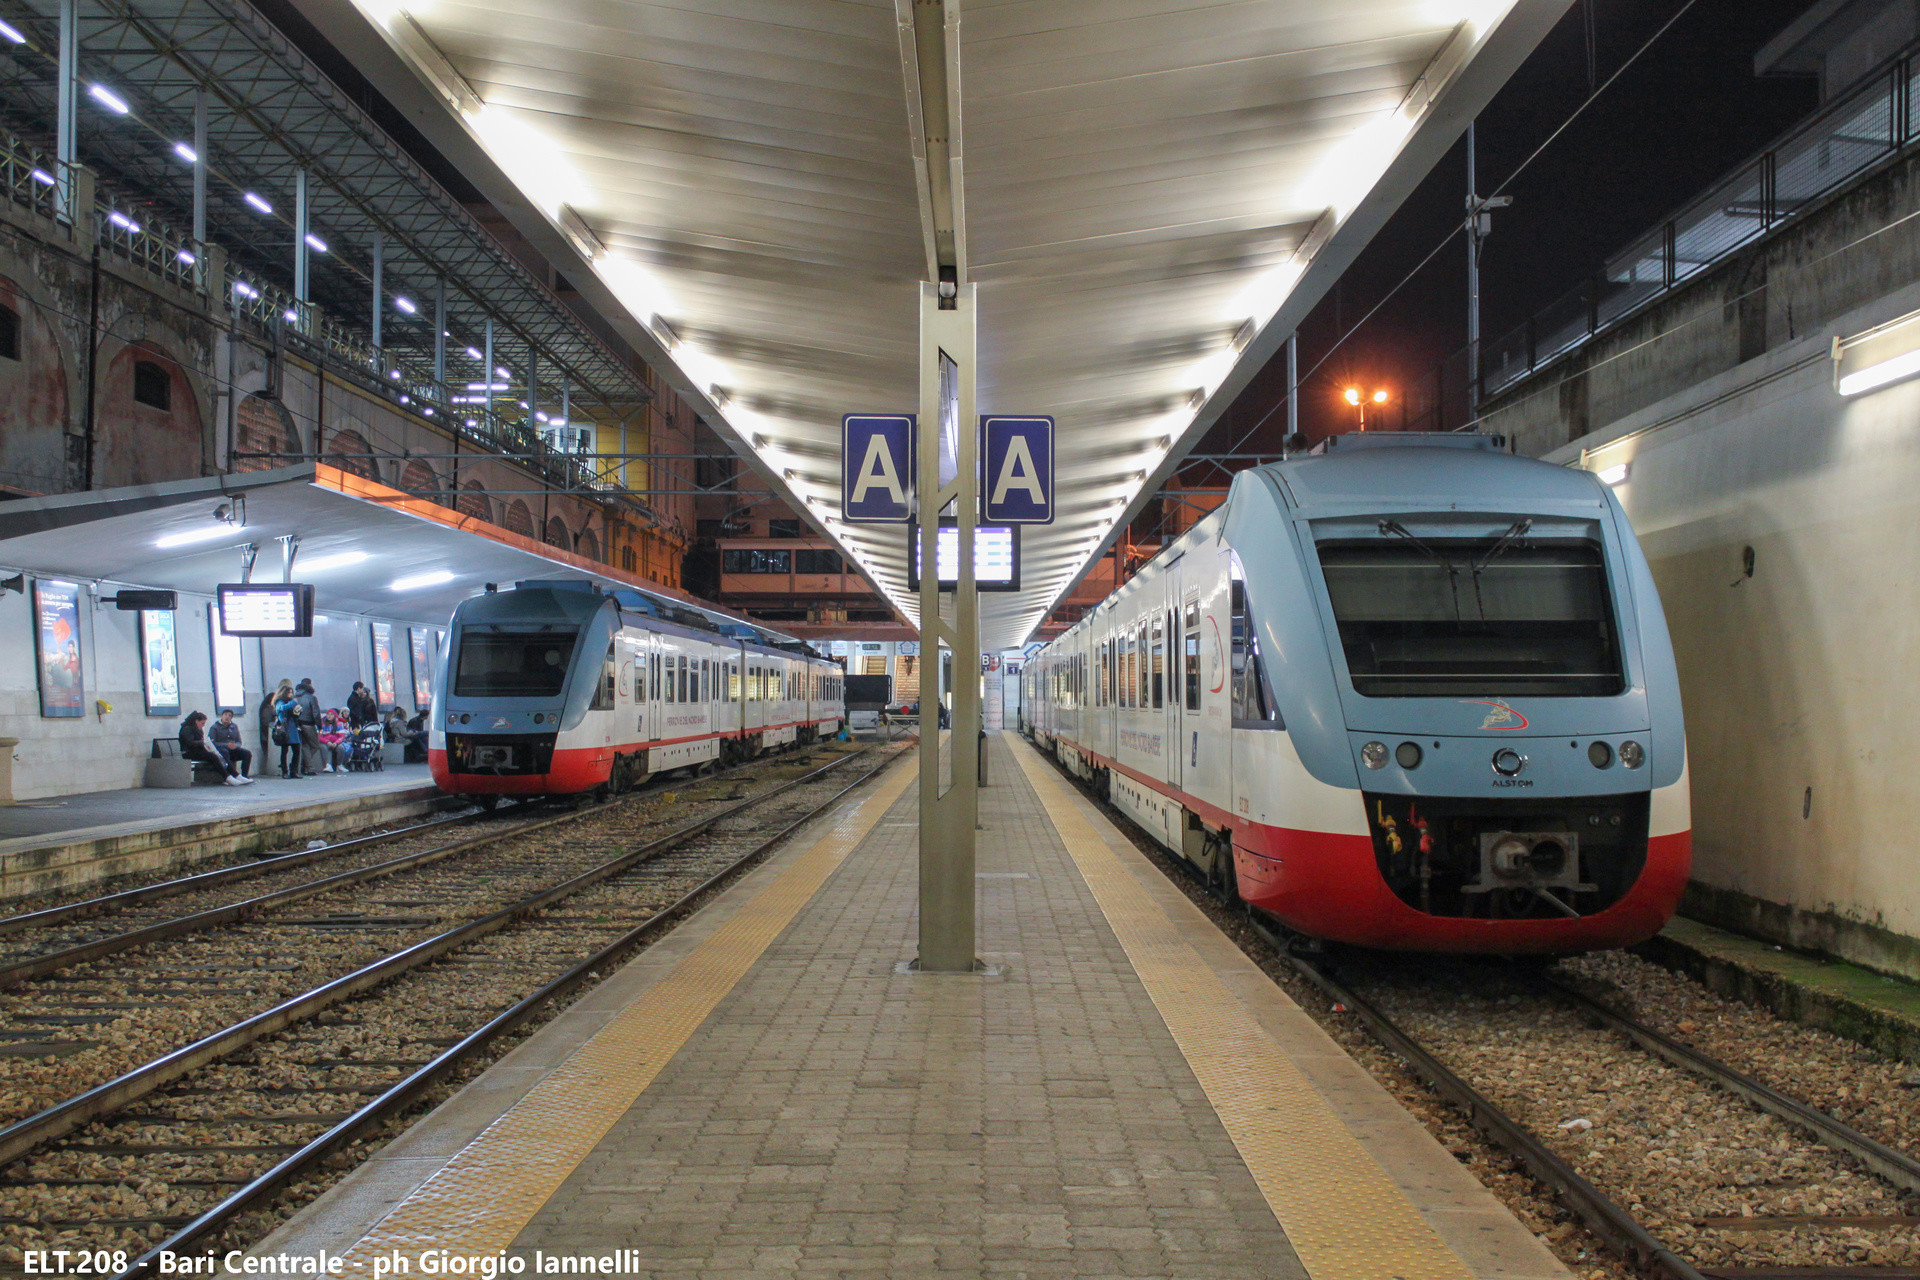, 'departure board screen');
909,522,1019,592
217,583,316,636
